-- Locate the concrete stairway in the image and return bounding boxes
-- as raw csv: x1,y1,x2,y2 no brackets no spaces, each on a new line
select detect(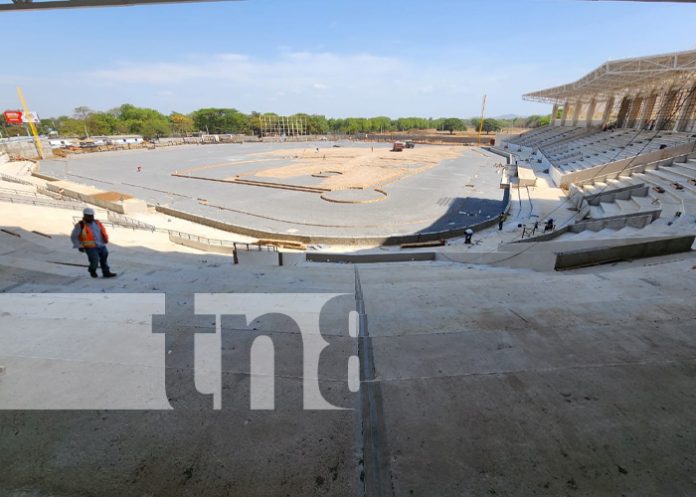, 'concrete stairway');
632,159,696,222
585,194,659,220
